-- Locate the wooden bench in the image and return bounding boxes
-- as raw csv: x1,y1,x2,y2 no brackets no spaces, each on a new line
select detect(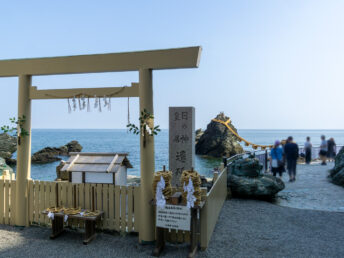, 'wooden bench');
42,210,104,245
